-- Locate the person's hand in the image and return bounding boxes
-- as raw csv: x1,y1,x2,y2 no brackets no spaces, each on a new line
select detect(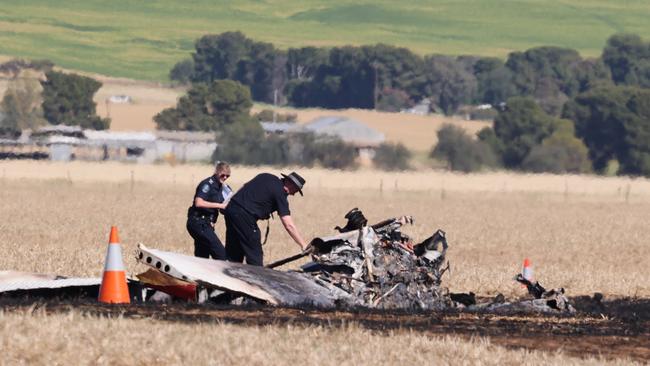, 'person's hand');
301,242,313,255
